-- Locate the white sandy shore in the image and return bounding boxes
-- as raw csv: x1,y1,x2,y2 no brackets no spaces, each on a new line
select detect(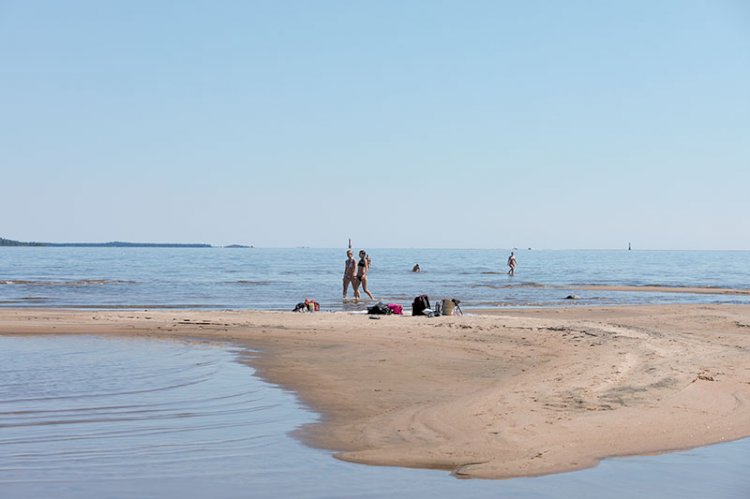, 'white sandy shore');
2,305,750,479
